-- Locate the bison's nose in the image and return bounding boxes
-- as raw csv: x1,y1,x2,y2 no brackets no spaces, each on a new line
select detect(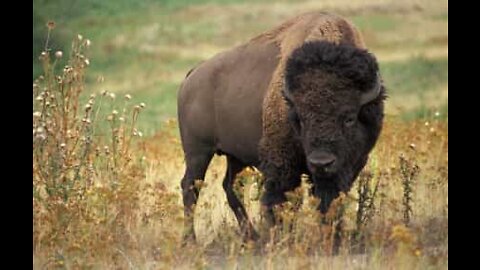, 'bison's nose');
308,152,336,171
